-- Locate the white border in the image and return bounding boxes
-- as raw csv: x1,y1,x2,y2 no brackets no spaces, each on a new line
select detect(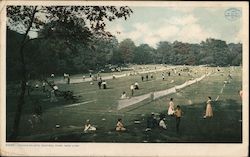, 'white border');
0,1,249,156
